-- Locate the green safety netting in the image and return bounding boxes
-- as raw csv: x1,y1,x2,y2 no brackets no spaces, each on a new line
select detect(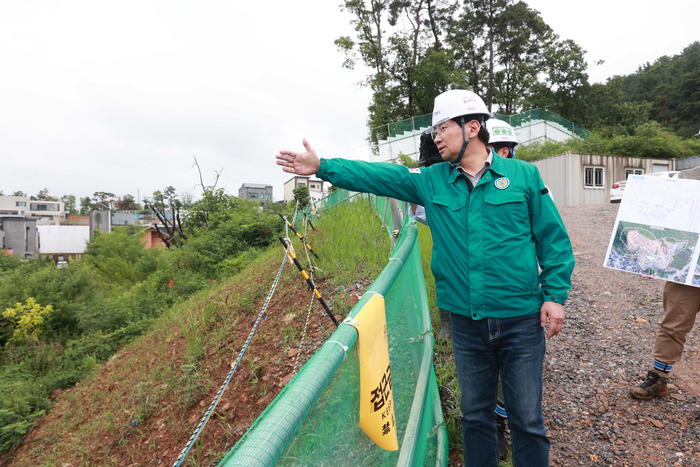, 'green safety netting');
494,108,591,139
387,114,433,140
219,190,448,467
